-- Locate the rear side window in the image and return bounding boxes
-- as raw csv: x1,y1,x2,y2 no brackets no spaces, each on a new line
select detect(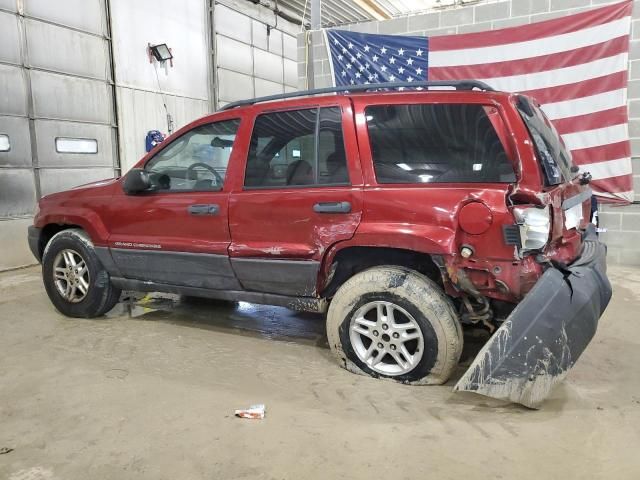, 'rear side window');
244,107,349,188
365,104,515,184
516,96,573,186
